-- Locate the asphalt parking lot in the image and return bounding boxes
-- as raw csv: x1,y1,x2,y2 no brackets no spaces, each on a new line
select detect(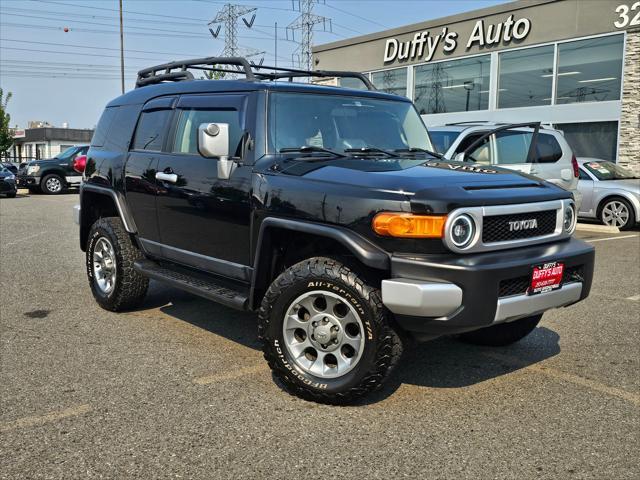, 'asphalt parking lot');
1,192,639,479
